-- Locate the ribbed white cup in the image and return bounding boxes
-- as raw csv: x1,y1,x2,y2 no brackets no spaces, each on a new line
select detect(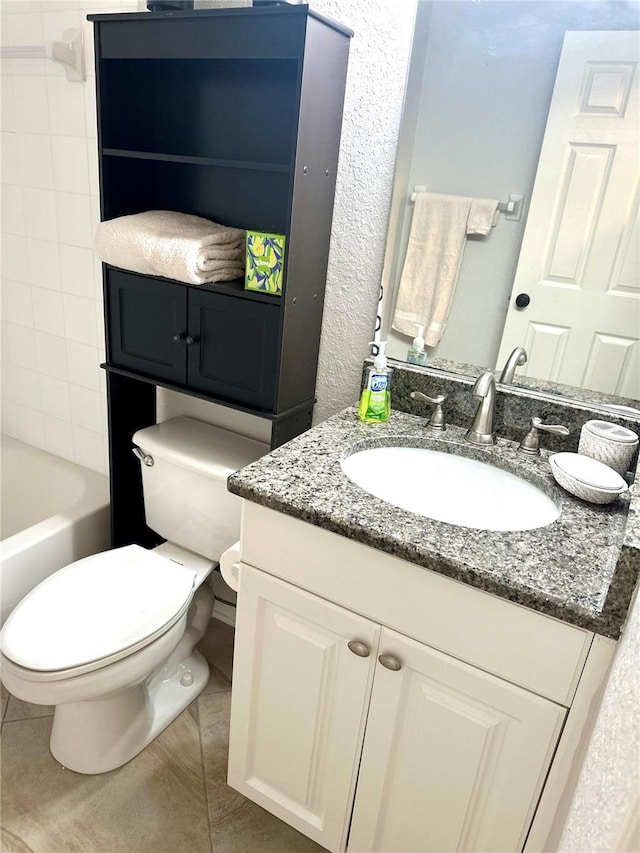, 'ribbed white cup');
578,420,638,477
